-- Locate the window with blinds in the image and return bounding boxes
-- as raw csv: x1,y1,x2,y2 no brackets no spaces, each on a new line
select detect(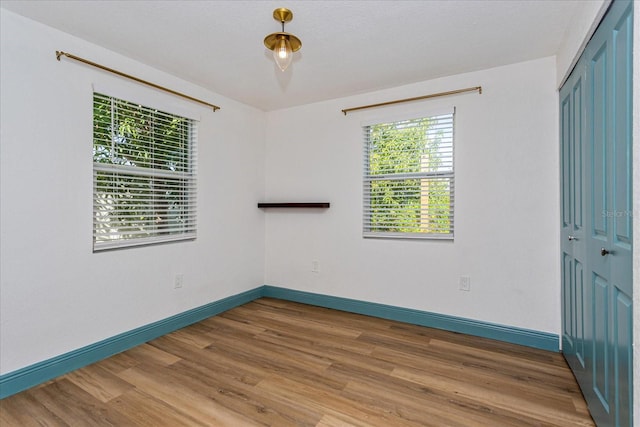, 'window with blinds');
363,111,454,239
93,93,197,251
